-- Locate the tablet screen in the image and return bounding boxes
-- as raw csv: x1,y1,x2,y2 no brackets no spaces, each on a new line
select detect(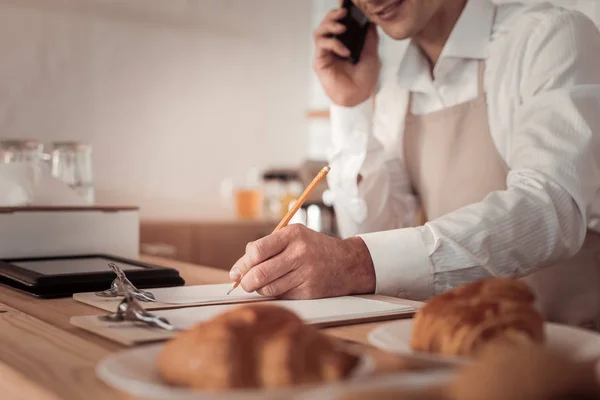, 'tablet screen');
12,257,145,276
